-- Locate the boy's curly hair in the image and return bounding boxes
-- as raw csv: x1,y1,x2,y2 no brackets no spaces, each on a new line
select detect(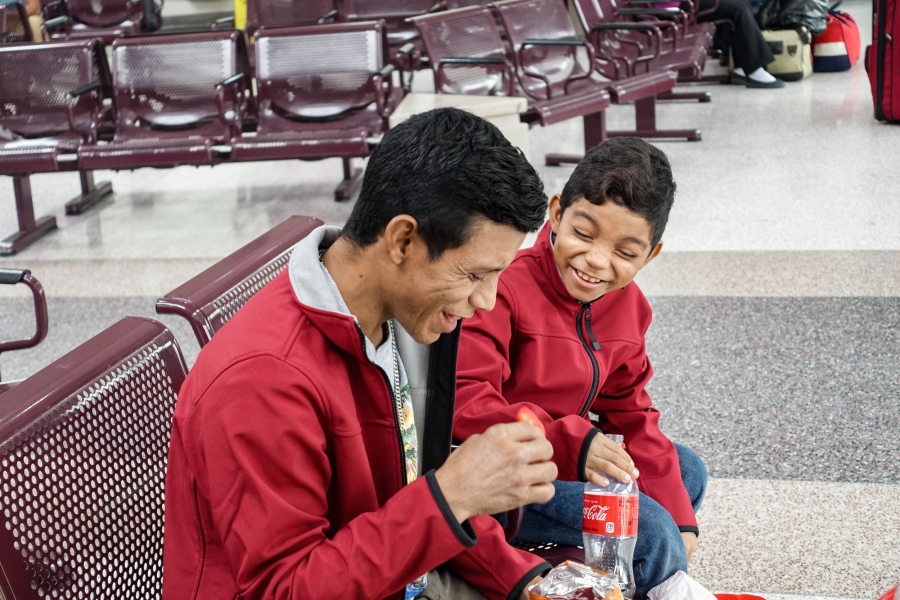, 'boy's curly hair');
560,138,676,248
